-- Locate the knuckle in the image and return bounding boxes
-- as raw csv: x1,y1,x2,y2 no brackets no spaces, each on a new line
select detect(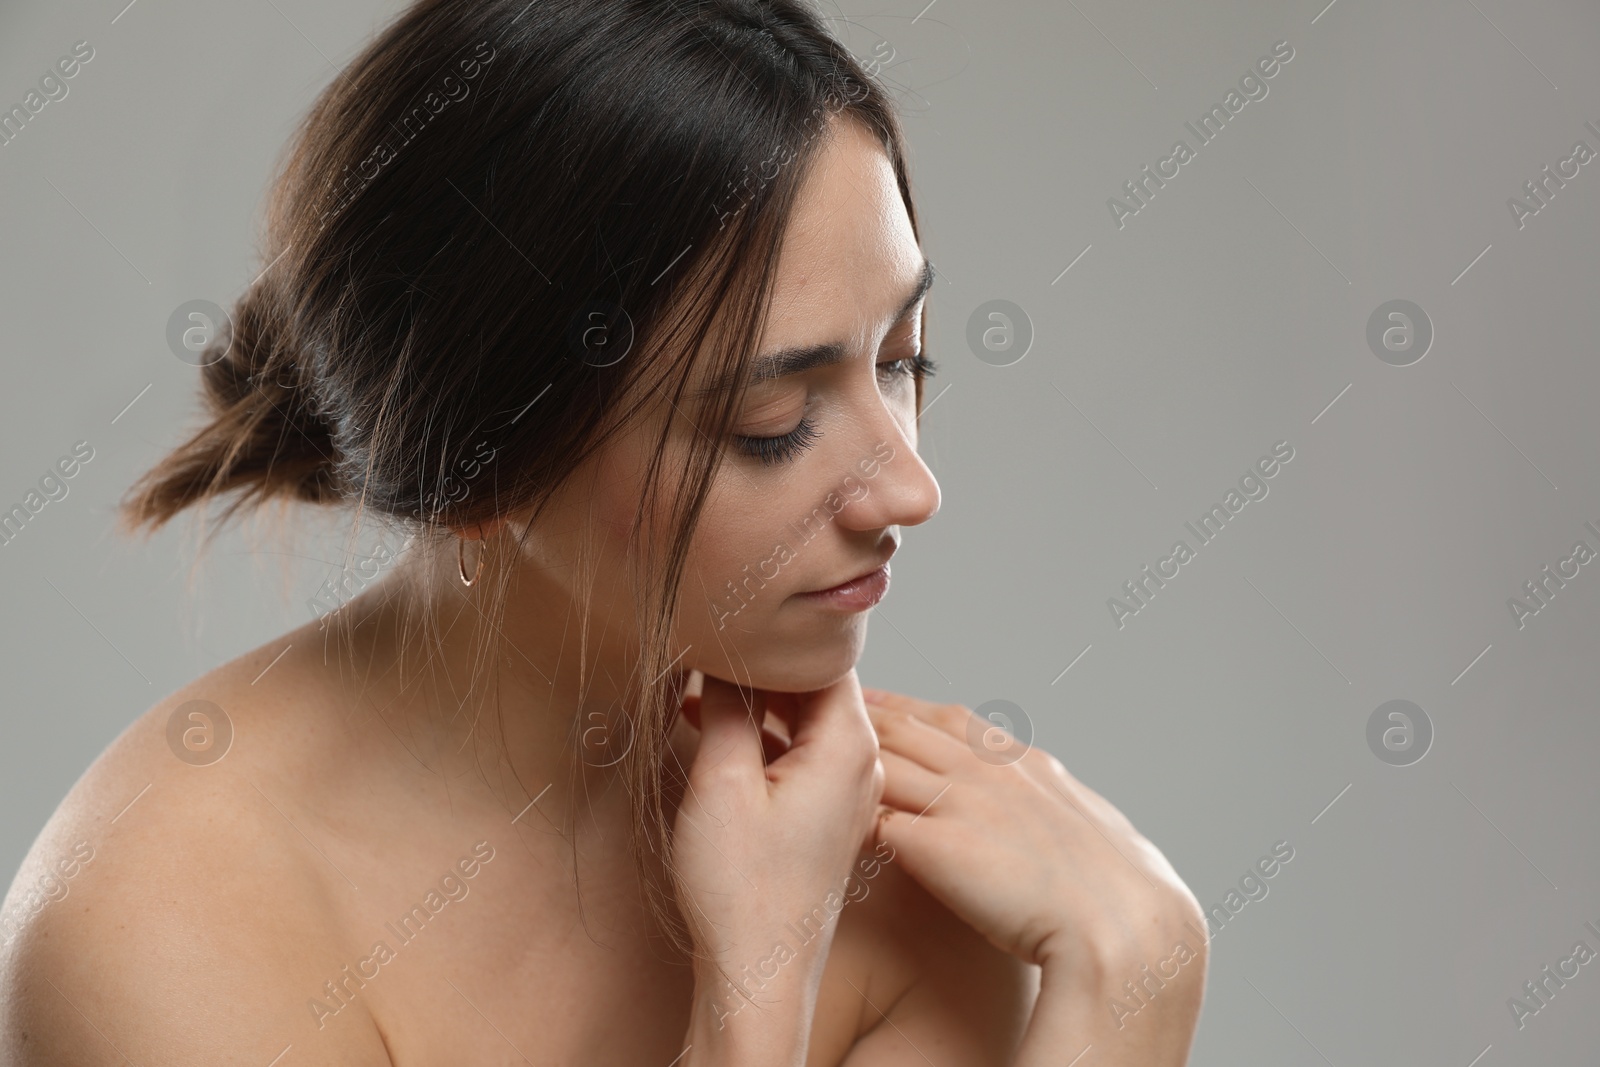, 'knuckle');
697,758,744,793
837,718,881,765
1176,886,1206,925
1043,757,1082,797
1154,884,1208,943
1017,744,1066,779
876,709,913,733
868,755,887,798
856,734,883,775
